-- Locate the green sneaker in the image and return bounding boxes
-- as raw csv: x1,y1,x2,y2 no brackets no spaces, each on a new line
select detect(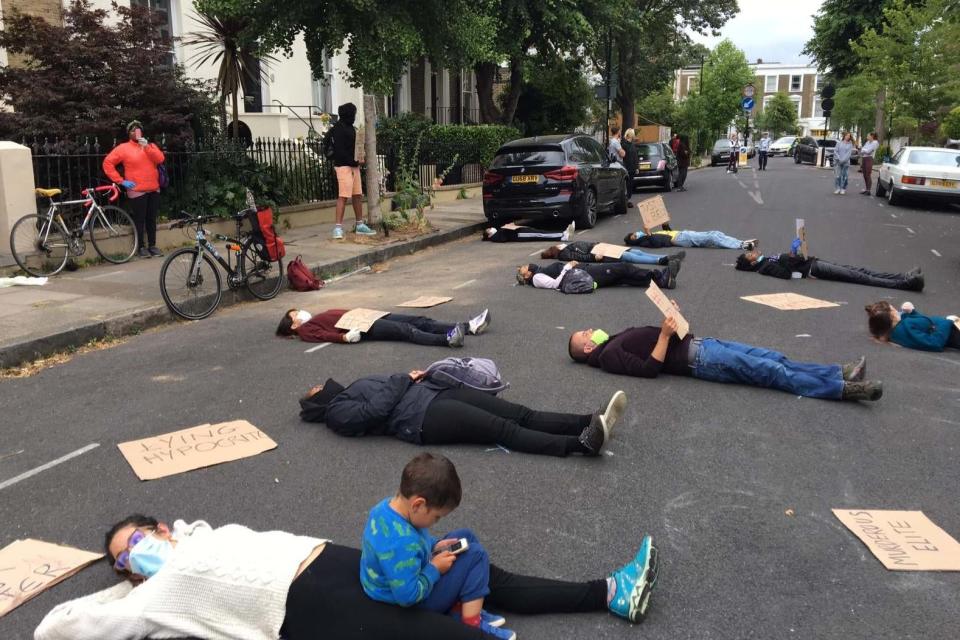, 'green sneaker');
608,535,658,623
354,221,376,236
